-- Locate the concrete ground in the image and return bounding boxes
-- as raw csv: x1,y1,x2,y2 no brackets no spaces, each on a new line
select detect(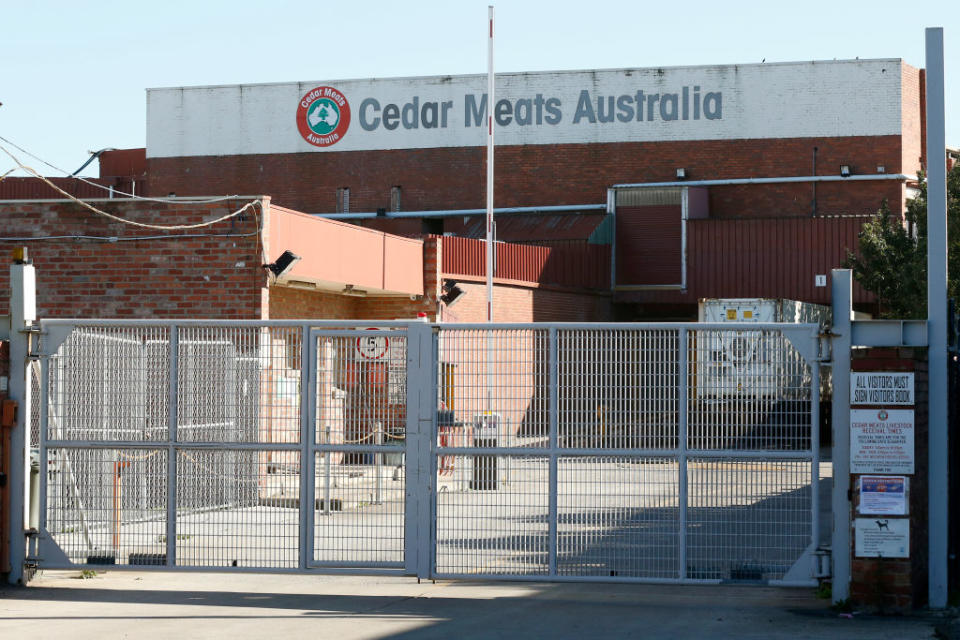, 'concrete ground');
0,570,947,639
